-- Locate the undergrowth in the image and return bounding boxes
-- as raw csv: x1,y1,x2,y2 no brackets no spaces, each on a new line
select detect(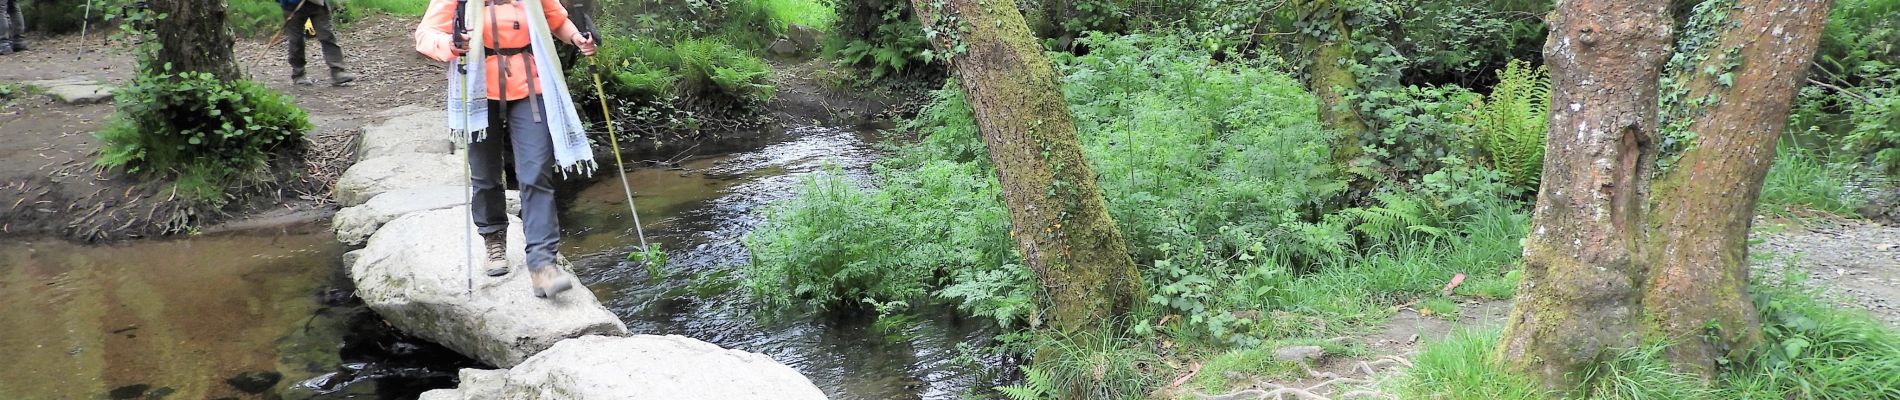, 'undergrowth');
1389,269,1900,399
747,33,1531,398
